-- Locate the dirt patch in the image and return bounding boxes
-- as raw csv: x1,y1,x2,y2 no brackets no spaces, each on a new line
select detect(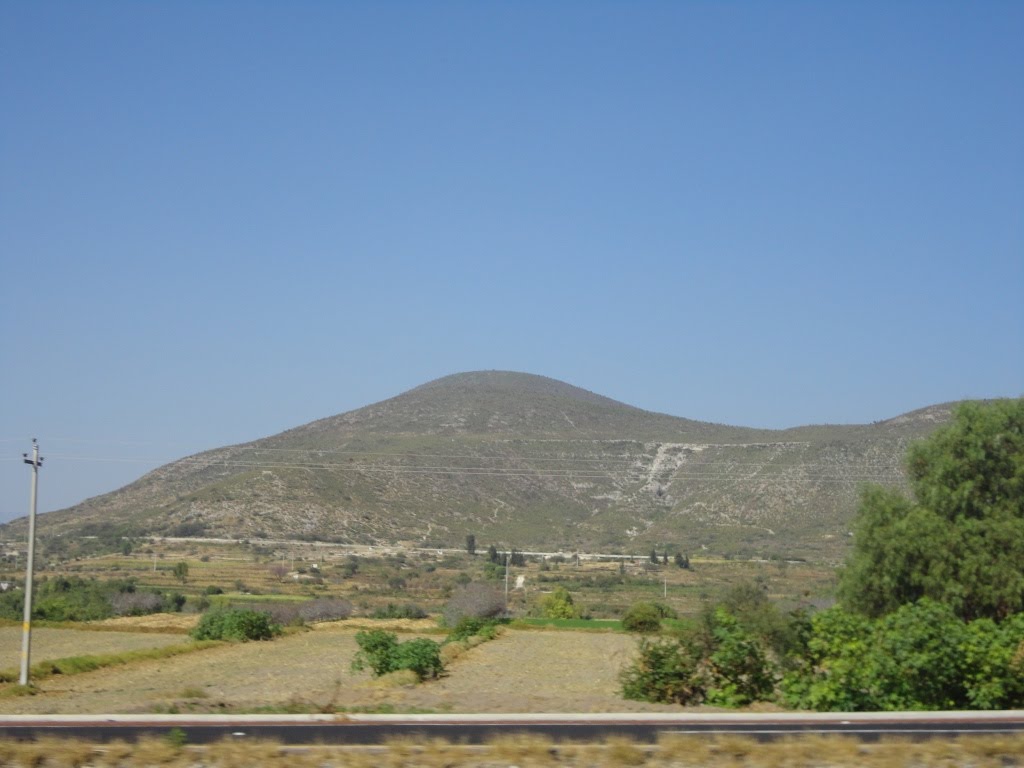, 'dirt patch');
0,627,688,715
